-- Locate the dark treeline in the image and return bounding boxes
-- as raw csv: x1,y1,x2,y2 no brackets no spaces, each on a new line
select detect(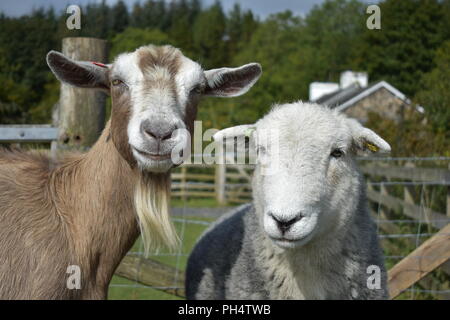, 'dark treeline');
0,0,449,155
0,0,256,122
